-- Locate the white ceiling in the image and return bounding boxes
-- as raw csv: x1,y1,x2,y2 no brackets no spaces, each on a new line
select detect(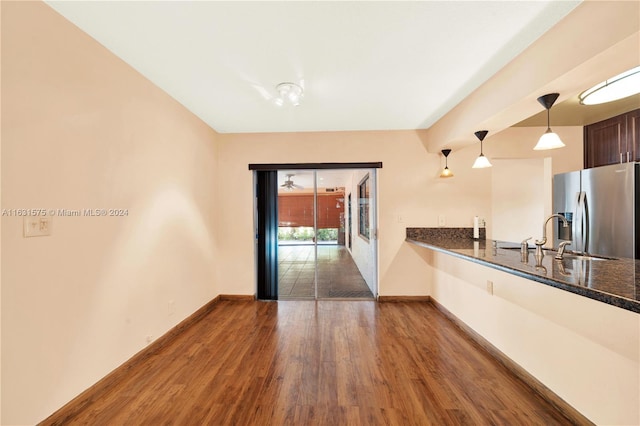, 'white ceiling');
46,1,580,134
